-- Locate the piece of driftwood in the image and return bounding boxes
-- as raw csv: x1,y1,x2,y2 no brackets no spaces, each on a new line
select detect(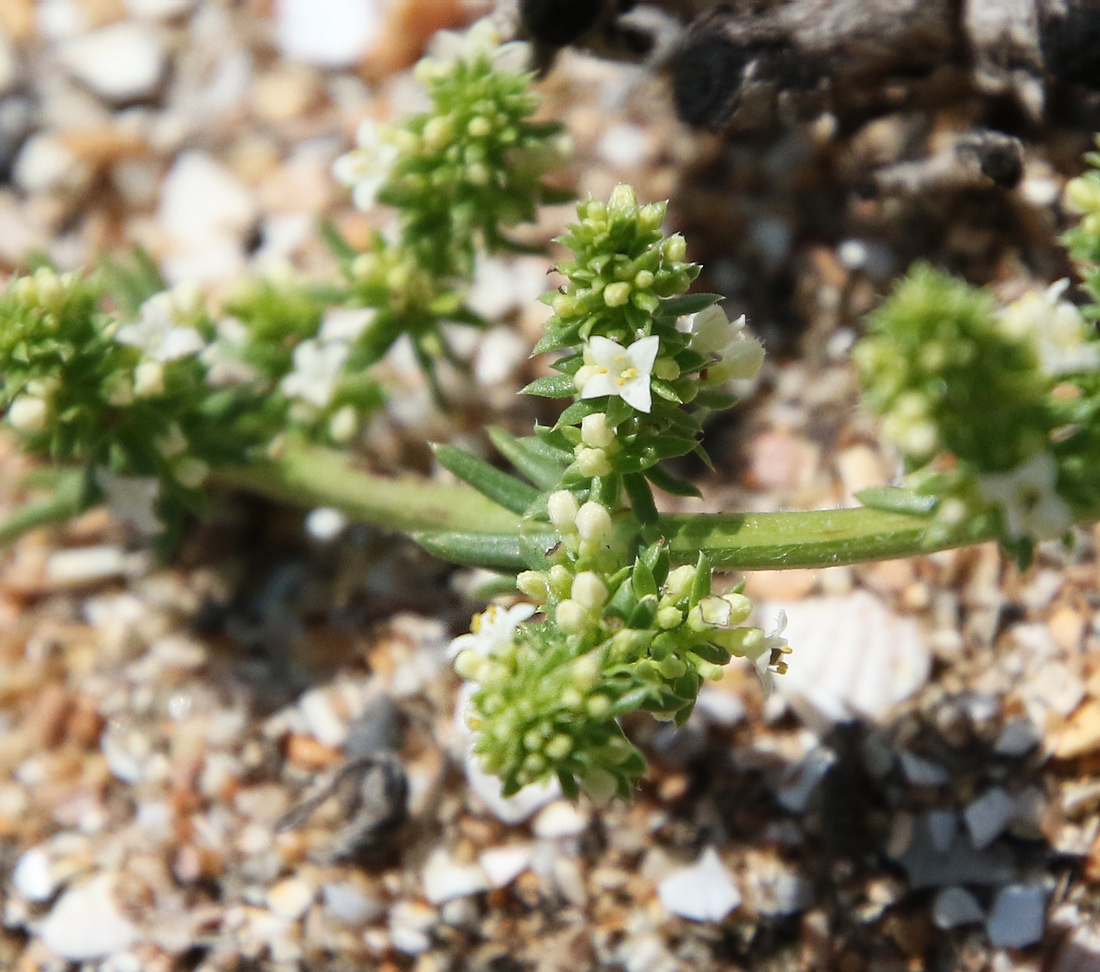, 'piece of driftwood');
497,0,1100,132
